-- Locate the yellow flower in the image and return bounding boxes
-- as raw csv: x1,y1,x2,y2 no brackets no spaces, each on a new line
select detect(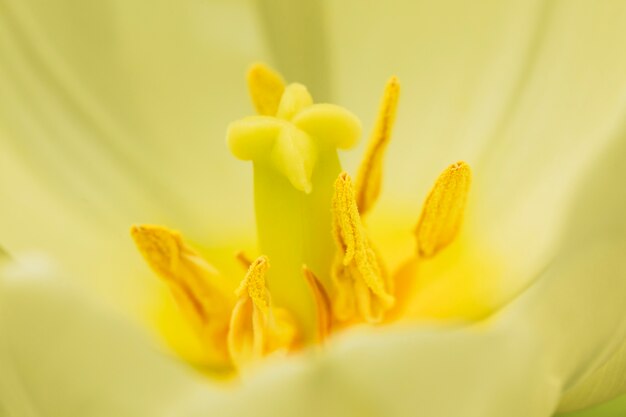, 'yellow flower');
1,1,626,417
